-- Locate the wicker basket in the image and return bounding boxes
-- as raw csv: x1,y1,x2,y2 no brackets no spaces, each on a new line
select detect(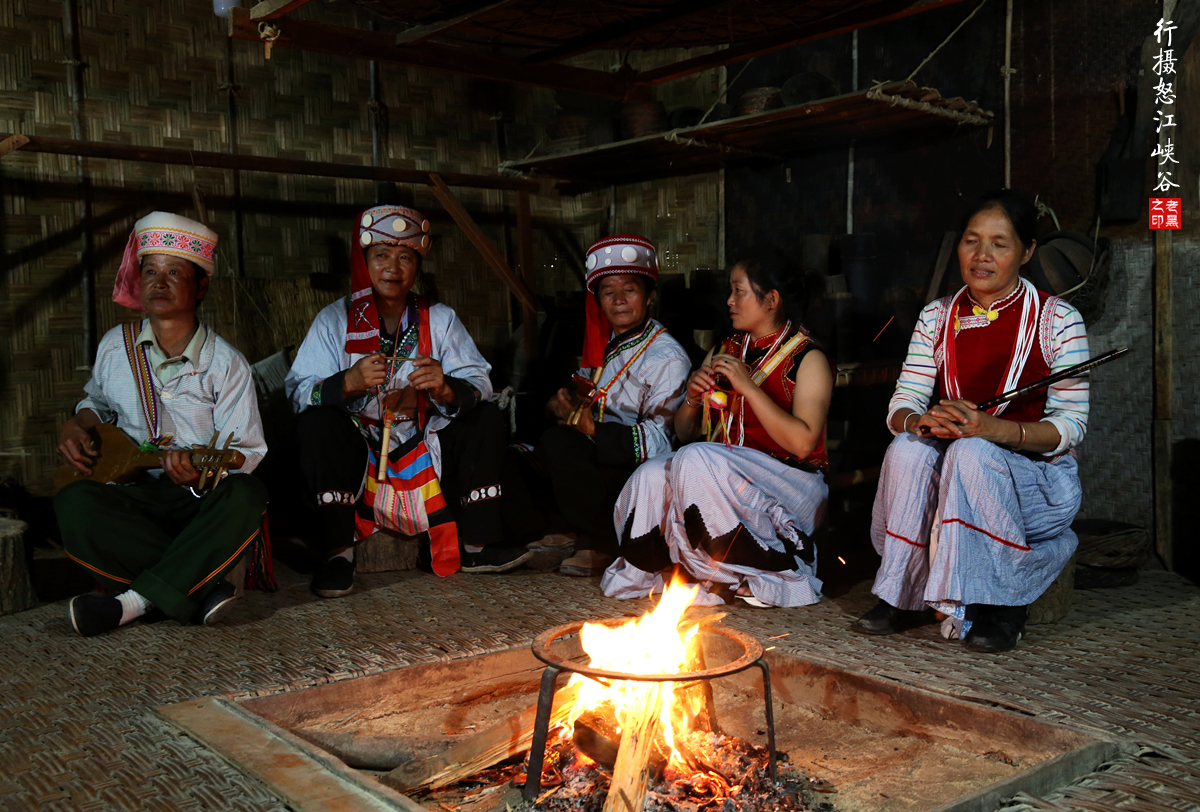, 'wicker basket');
1072,518,1151,569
